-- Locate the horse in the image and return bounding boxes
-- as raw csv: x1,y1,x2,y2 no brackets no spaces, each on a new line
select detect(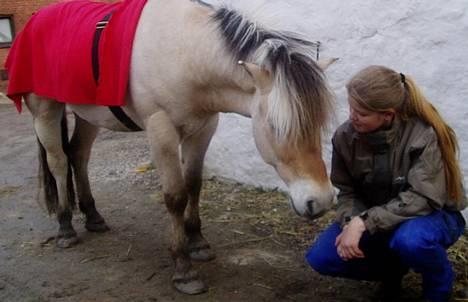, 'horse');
7,0,336,294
